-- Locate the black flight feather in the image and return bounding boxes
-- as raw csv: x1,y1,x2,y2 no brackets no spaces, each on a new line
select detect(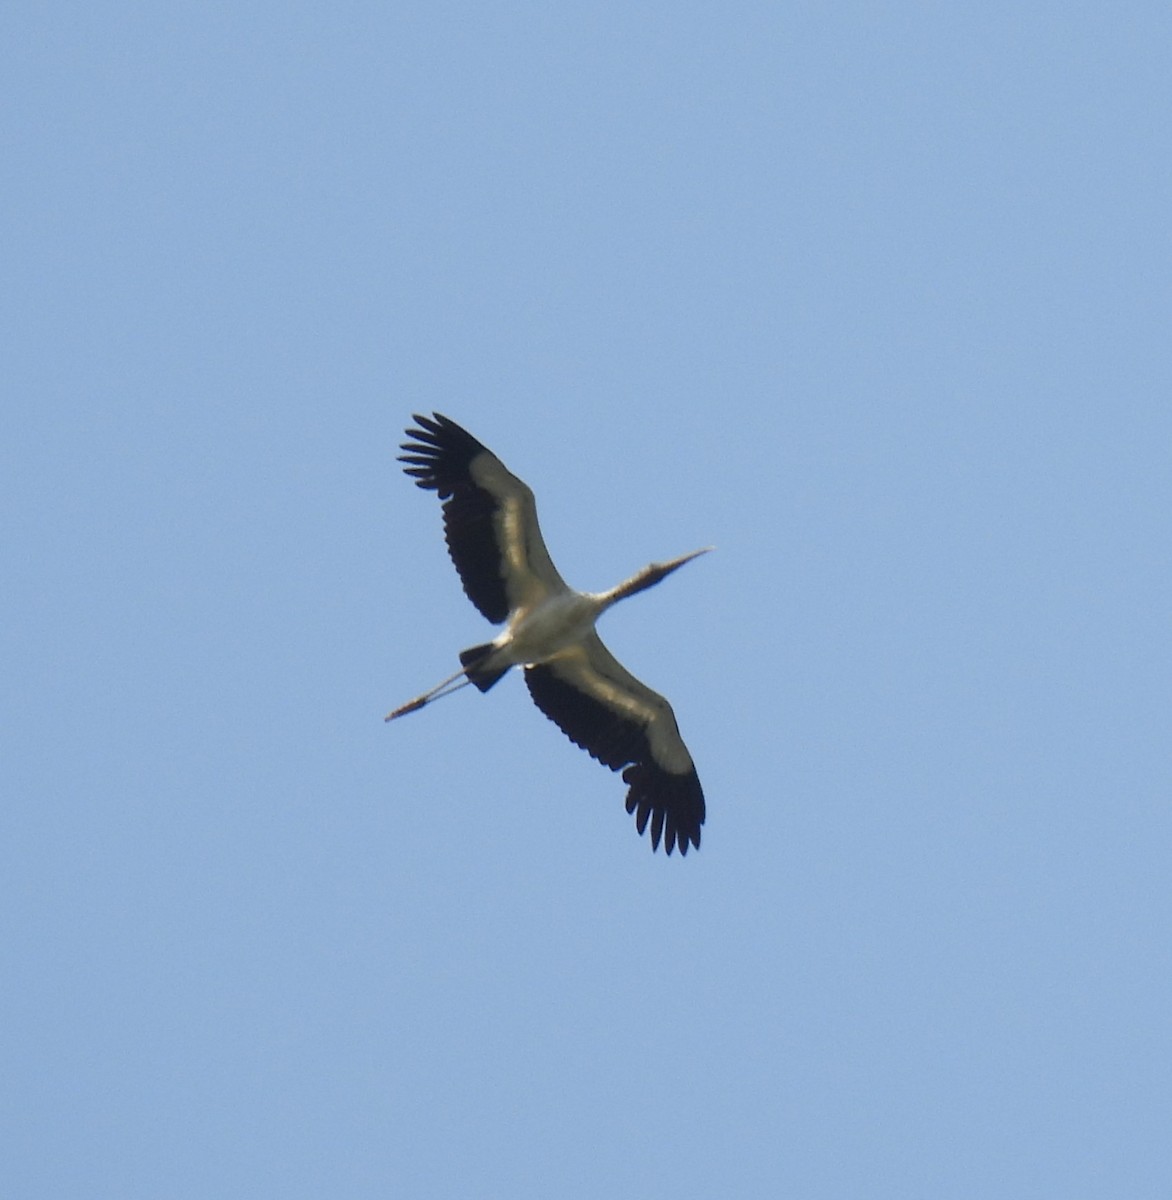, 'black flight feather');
399,413,511,623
